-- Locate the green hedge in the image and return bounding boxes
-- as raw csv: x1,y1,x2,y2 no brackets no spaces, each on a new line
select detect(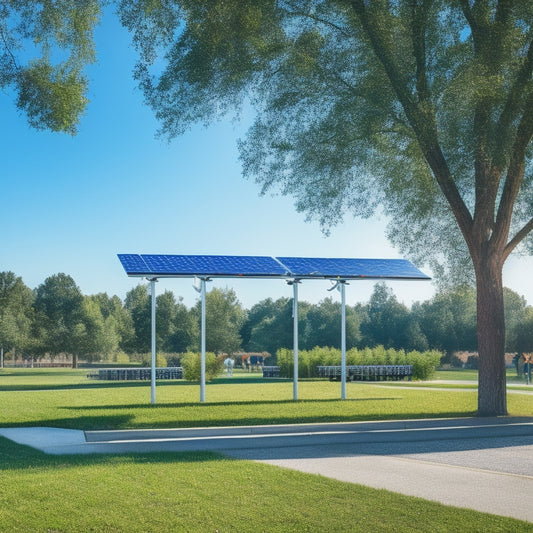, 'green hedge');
140,353,168,368
180,352,224,382
277,346,442,380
